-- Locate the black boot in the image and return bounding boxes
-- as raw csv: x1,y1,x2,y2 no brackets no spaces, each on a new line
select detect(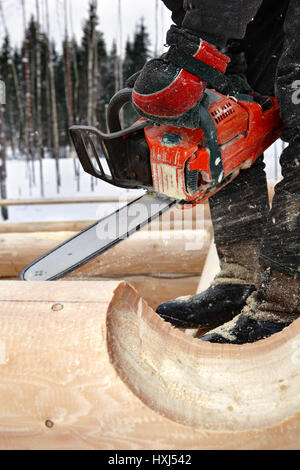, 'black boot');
156,238,261,329
200,267,300,344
